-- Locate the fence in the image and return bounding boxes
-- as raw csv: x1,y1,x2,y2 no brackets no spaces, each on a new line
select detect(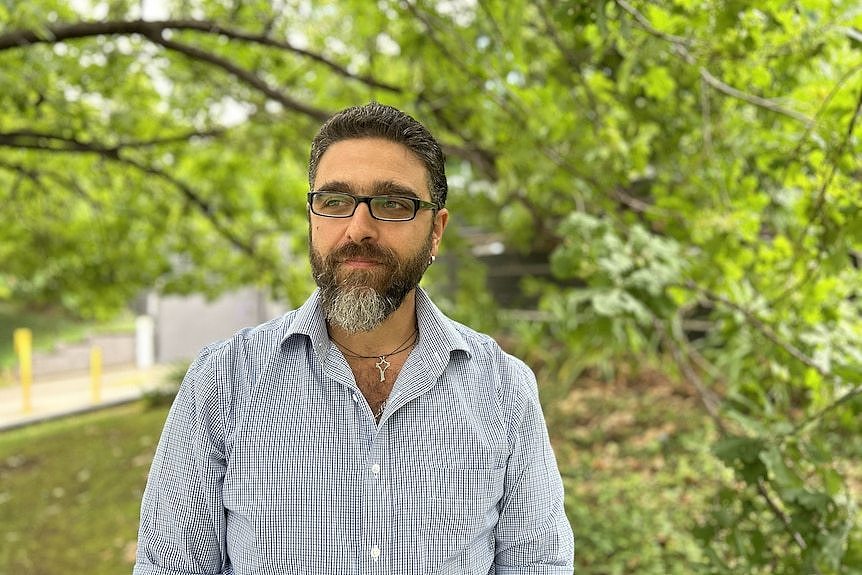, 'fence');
8,317,155,415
